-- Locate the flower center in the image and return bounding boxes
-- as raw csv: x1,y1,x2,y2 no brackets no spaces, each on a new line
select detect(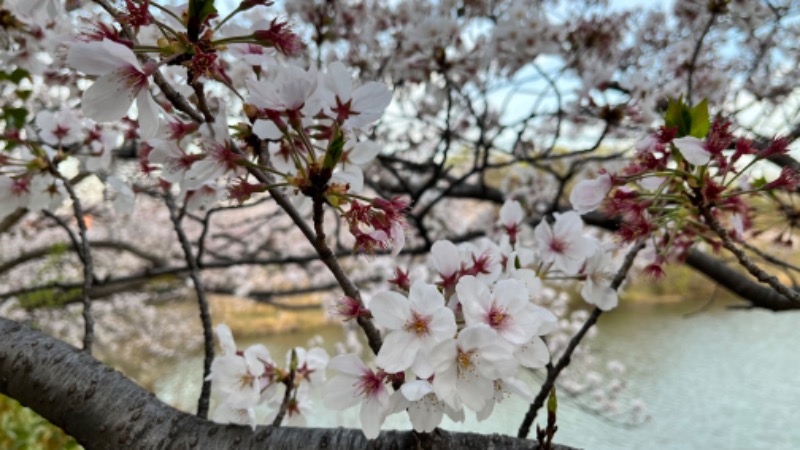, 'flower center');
488,304,508,329
404,311,431,336
457,348,475,373
355,370,384,399
549,238,567,254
